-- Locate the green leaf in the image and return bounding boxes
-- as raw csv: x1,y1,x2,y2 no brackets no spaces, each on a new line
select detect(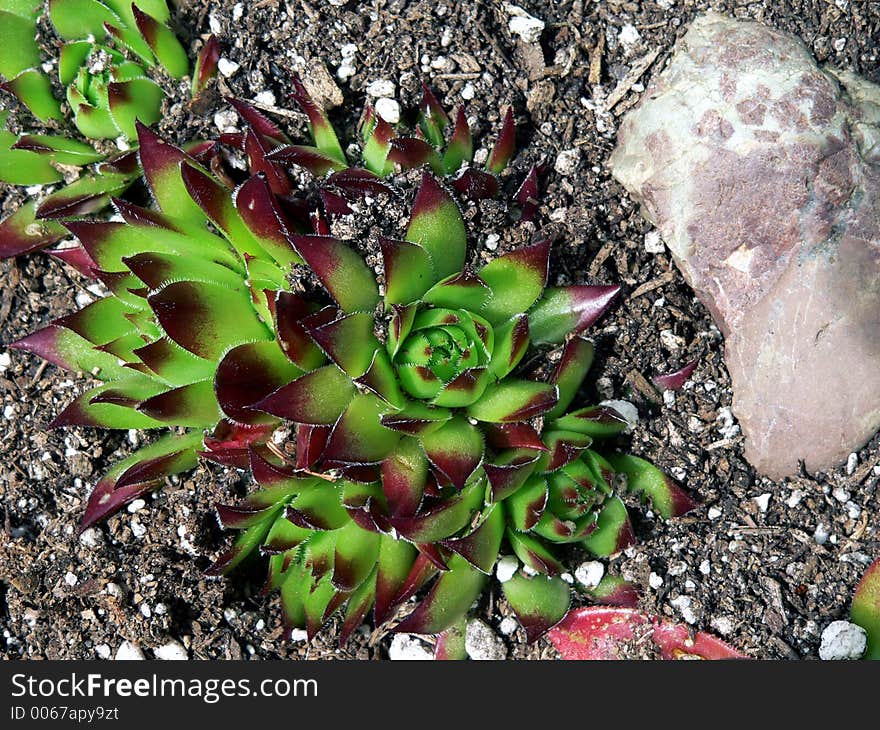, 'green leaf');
48,0,120,41
0,127,62,185
508,474,548,531
605,453,697,519
394,554,487,635
380,236,436,306
420,415,484,489
322,393,400,464
528,285,620,345
851,559,880,660
255,365,355,425
0,9,40,78
3,71,63,122
467,380,558,423
405,173,466,281
581,496,633,556
441,504,505,574
502,572,570,643
506,529,564,575
132,4,189,79
479,240,549,324
107,77,164,140
488,314,529,379
13,134,102,165
332,521,381,592
545,337,594,420
51,380,165,430
290,234,380,313
0,200,67,258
